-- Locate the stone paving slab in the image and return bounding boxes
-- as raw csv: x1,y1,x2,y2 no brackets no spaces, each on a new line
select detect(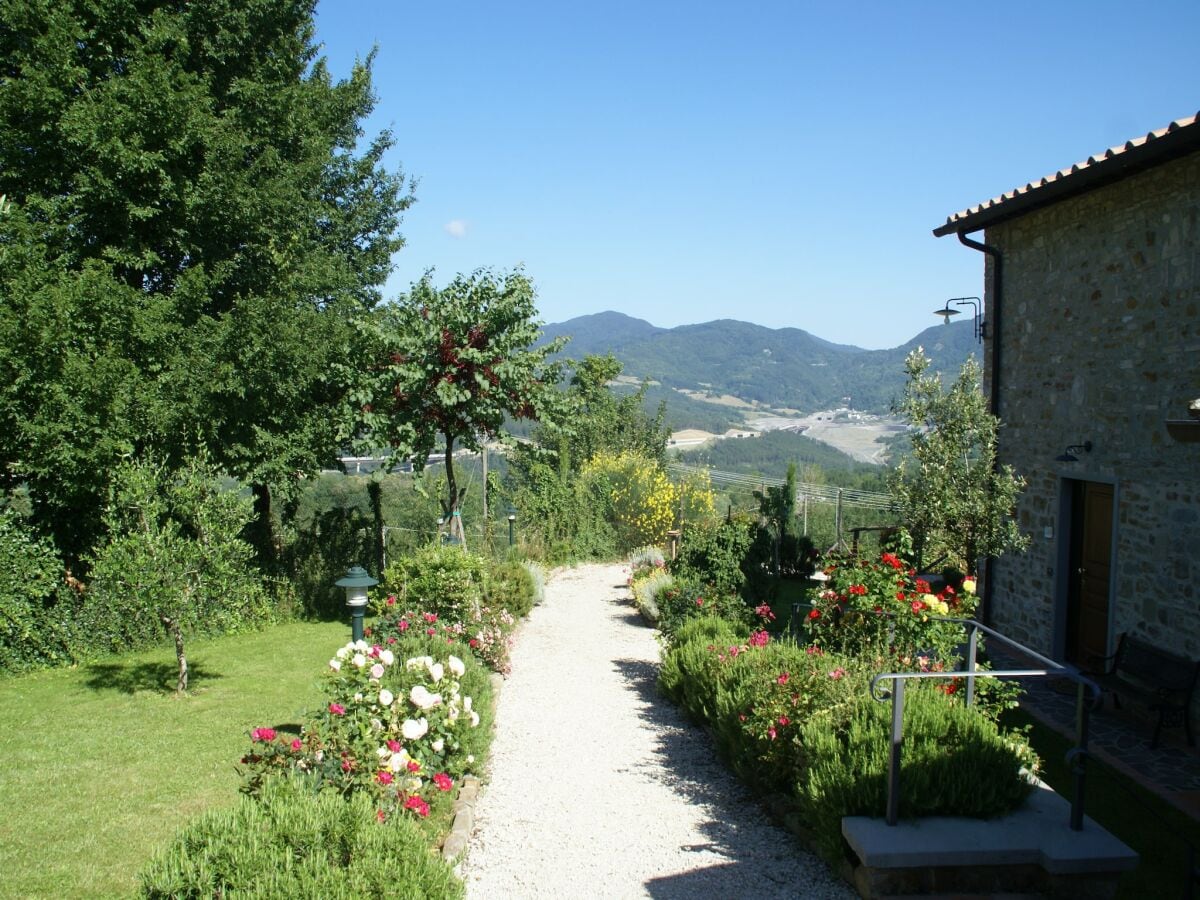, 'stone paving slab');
842,781,1136,875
